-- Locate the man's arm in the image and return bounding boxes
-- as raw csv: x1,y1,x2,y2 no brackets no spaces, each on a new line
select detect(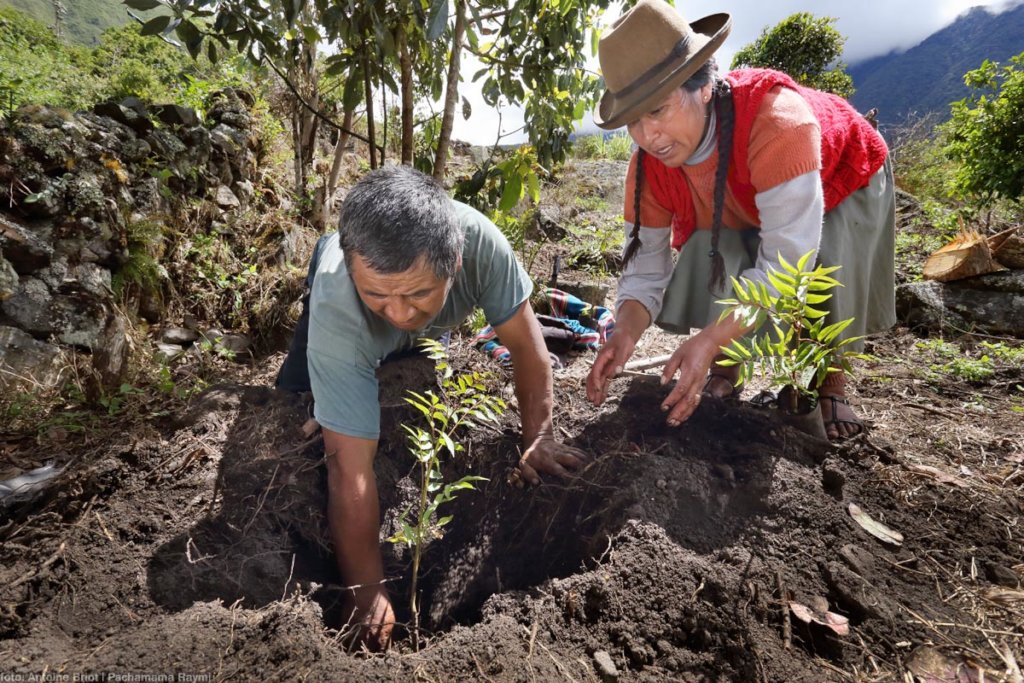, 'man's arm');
323,427,394,649
493,300,588,484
